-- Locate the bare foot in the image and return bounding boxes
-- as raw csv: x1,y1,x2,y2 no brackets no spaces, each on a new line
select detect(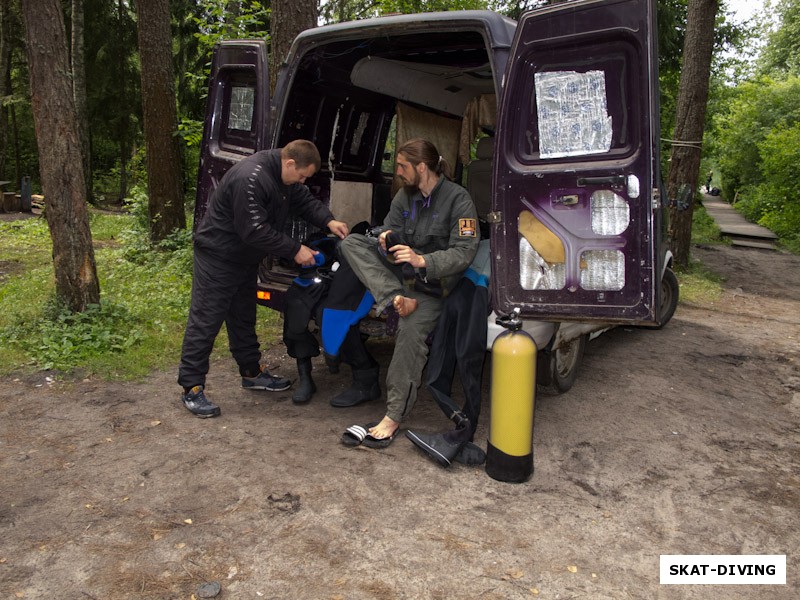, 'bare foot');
368,416,399,440
392,295,418,317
